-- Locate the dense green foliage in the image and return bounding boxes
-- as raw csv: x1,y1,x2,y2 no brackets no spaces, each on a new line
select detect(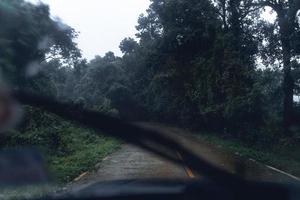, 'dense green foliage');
36,0,299,149
96,0,298,141
3,107,120,183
